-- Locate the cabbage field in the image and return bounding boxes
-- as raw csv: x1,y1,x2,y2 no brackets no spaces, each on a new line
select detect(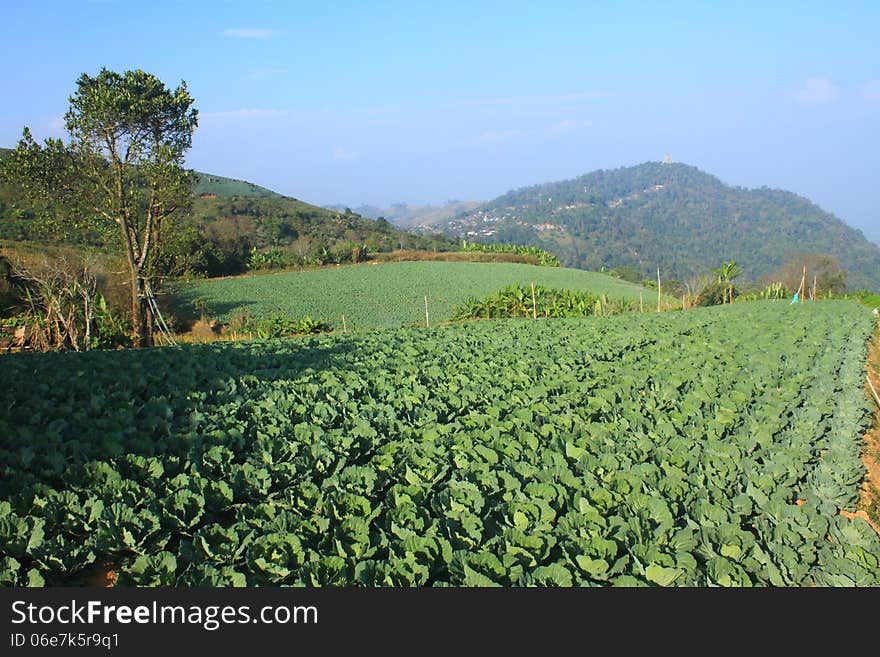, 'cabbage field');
1,300,878,586
172,261,656,329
